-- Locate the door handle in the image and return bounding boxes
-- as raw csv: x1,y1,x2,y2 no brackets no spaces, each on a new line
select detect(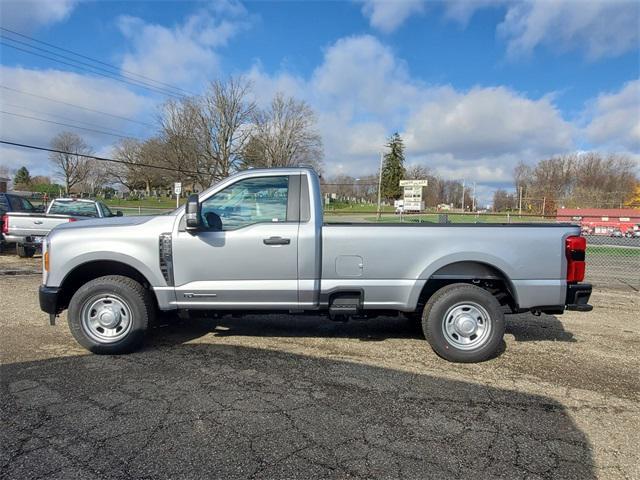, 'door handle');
34,220,43,225
263,236,291,245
